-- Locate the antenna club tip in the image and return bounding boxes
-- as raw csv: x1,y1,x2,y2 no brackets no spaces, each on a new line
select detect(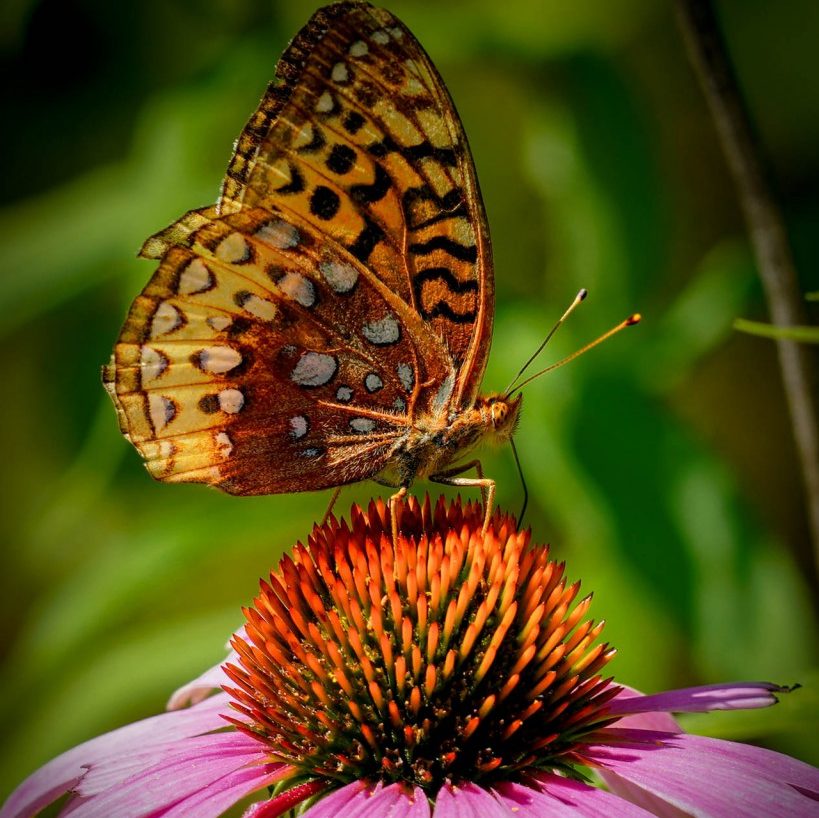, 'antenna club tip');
626,313,642,326
578,288,589,301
